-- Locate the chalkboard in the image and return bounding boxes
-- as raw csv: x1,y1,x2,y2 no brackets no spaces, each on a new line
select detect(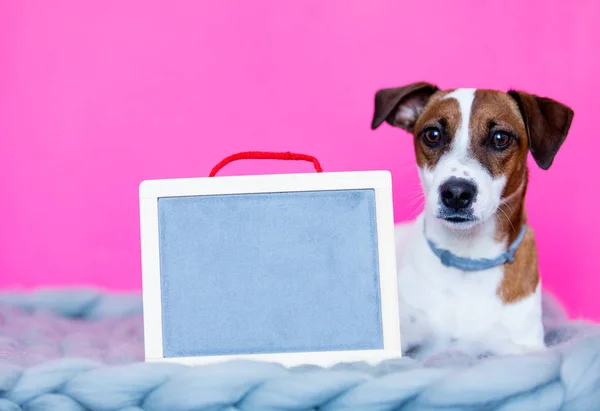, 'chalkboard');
140,171,400,366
